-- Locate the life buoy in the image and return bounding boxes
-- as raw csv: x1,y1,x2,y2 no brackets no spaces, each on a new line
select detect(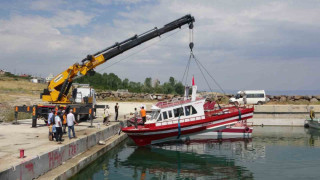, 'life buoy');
244,127,250,133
